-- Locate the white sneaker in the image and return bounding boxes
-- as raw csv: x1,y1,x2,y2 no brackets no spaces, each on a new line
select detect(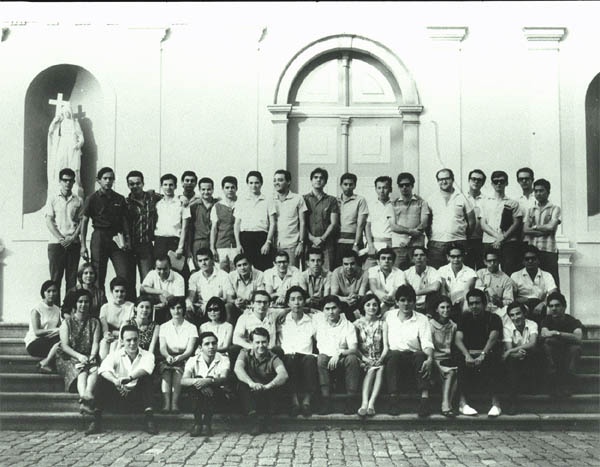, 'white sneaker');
487,405,502,417
459,404,478,416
